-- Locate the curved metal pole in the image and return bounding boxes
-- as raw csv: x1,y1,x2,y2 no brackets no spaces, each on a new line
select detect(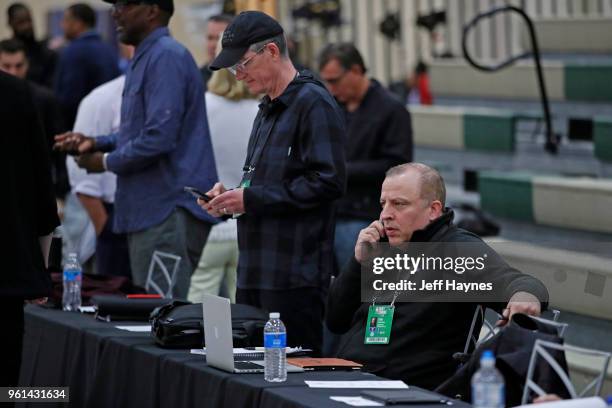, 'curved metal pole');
462,5,558,154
